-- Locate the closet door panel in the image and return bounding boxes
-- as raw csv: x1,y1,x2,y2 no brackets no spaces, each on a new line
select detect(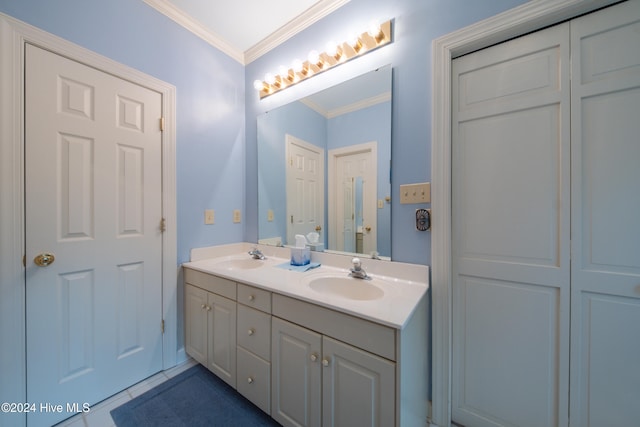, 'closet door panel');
570,2,640,426
451,23,570,427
